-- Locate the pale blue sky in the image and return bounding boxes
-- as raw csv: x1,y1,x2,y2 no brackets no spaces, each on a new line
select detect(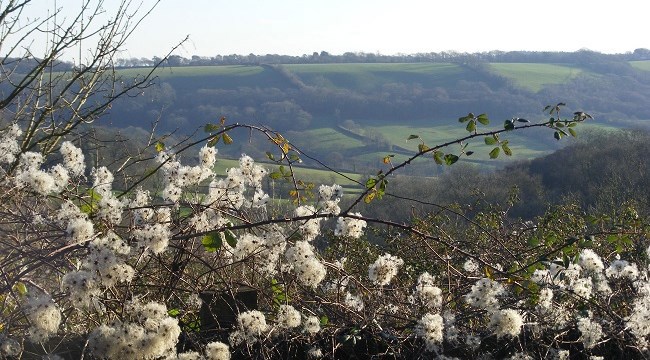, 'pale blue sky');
17,0,650,60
